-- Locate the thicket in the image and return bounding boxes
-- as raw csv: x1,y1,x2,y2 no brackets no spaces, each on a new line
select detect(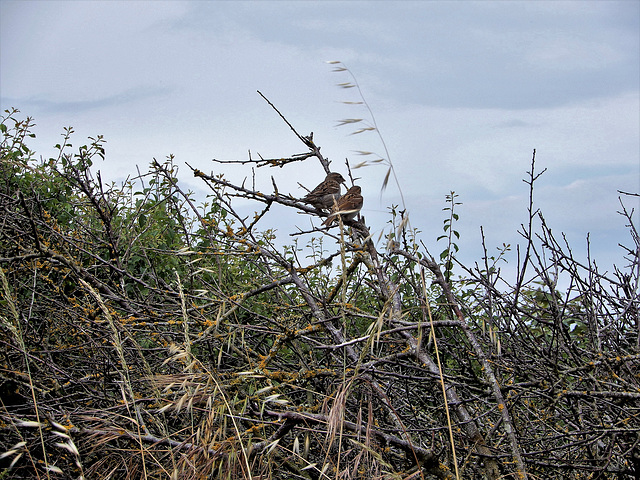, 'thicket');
0,100,638,480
